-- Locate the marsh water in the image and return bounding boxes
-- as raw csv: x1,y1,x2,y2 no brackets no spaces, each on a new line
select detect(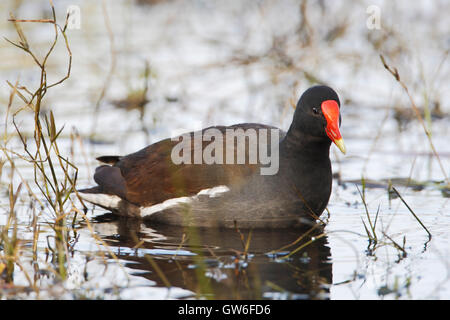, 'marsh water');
0,0,449,299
